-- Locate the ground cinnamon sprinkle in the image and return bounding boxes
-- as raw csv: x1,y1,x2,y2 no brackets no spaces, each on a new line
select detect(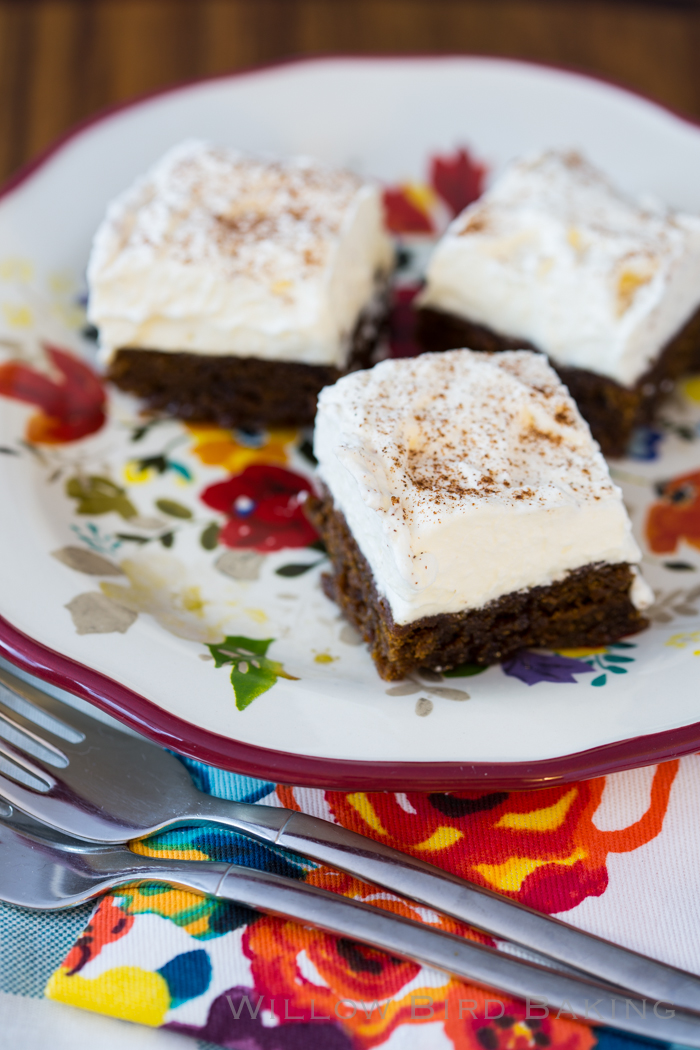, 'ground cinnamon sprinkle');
310,347,648,678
